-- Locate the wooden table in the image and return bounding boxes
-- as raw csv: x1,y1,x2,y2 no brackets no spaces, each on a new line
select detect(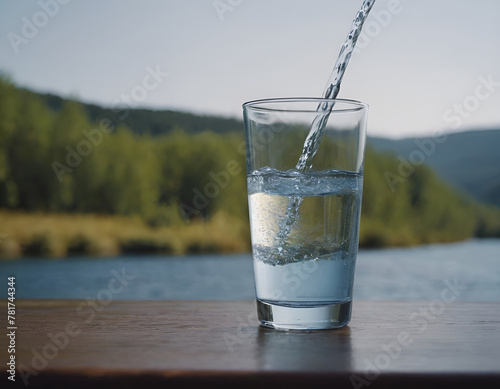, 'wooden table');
2,300,499,388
